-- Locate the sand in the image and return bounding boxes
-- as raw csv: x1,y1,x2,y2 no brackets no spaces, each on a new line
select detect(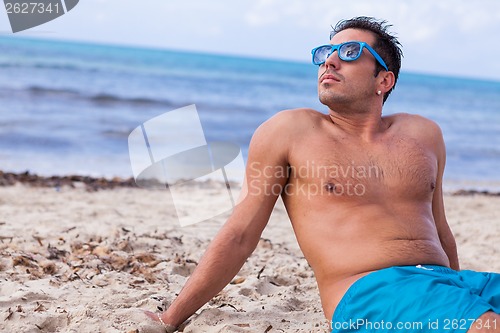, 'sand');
0,181,499,332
